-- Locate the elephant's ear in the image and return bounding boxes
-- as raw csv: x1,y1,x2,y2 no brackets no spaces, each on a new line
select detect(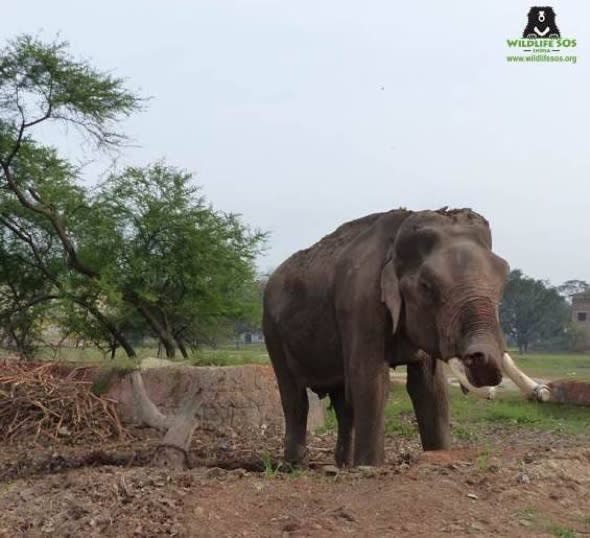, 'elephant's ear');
380,258,402,334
